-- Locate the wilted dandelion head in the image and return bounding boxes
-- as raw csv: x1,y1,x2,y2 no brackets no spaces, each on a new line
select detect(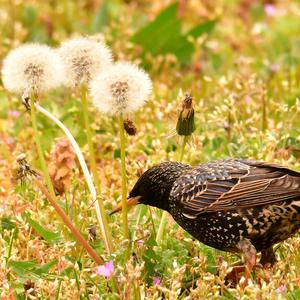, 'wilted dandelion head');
90,62,152,115
2,43,64,94
58,37,113,87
